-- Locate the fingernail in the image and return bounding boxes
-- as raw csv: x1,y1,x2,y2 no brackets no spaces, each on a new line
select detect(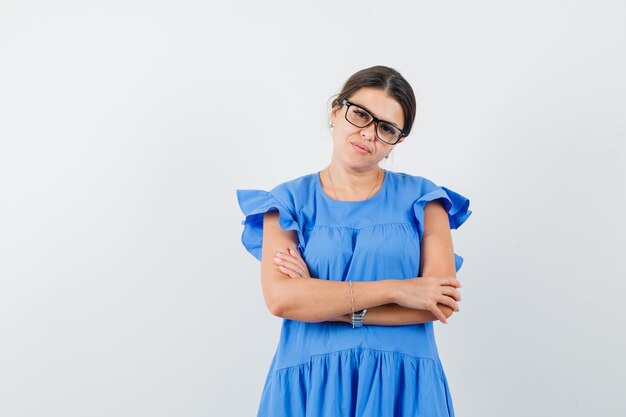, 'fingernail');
289,248,296,254
274,257,281,263
275,251,283,256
